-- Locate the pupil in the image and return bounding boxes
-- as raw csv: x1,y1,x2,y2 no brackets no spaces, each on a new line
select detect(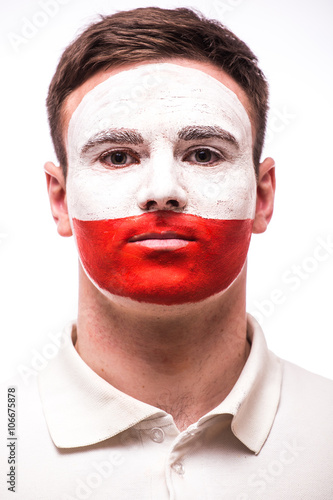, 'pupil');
196,150,211,162
112,152,126,164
